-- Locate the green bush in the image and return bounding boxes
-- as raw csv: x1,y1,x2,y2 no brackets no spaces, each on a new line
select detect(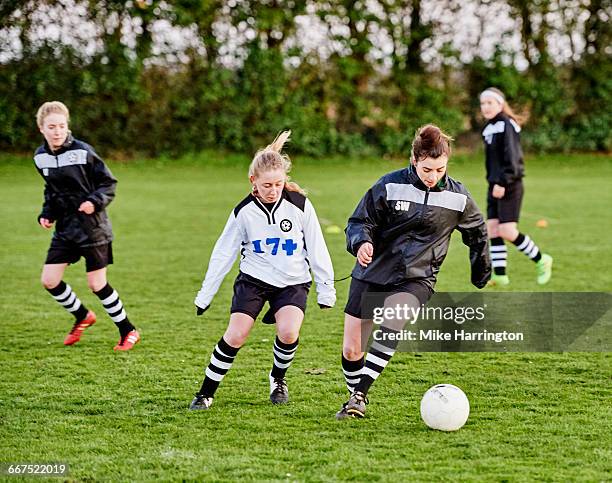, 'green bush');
1,38,609,157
